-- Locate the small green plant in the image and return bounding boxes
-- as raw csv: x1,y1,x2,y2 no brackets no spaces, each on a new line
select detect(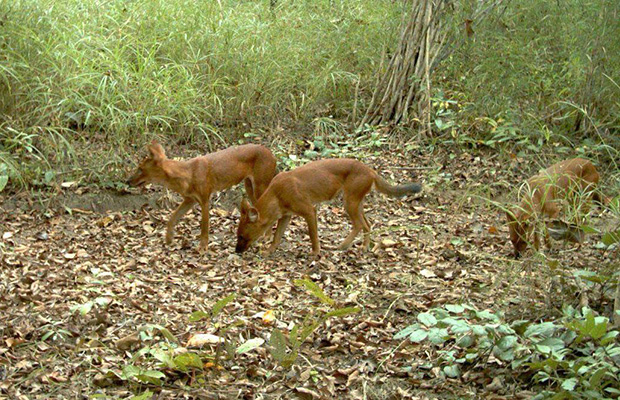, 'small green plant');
395,304,620,397
269,279,361,368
